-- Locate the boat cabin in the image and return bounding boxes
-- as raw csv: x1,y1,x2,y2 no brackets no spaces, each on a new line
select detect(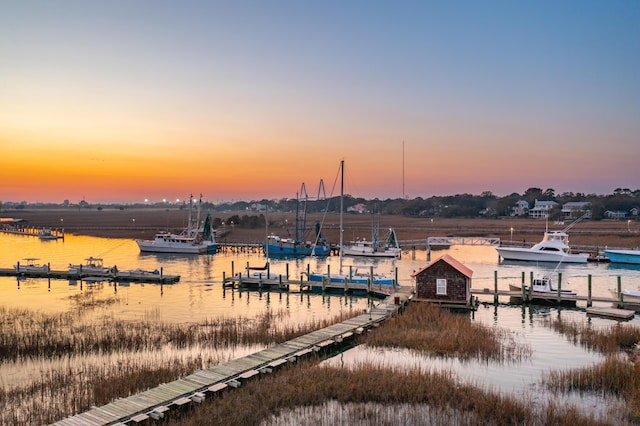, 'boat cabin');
412,254,473,306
